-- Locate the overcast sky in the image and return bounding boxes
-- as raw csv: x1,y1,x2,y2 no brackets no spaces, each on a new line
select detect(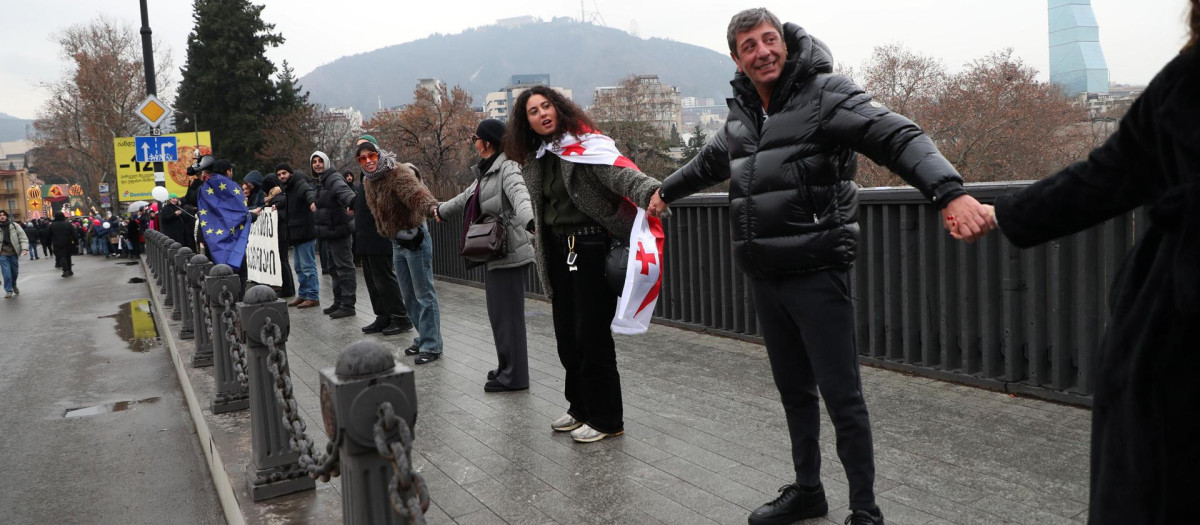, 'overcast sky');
0,0,1189,120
